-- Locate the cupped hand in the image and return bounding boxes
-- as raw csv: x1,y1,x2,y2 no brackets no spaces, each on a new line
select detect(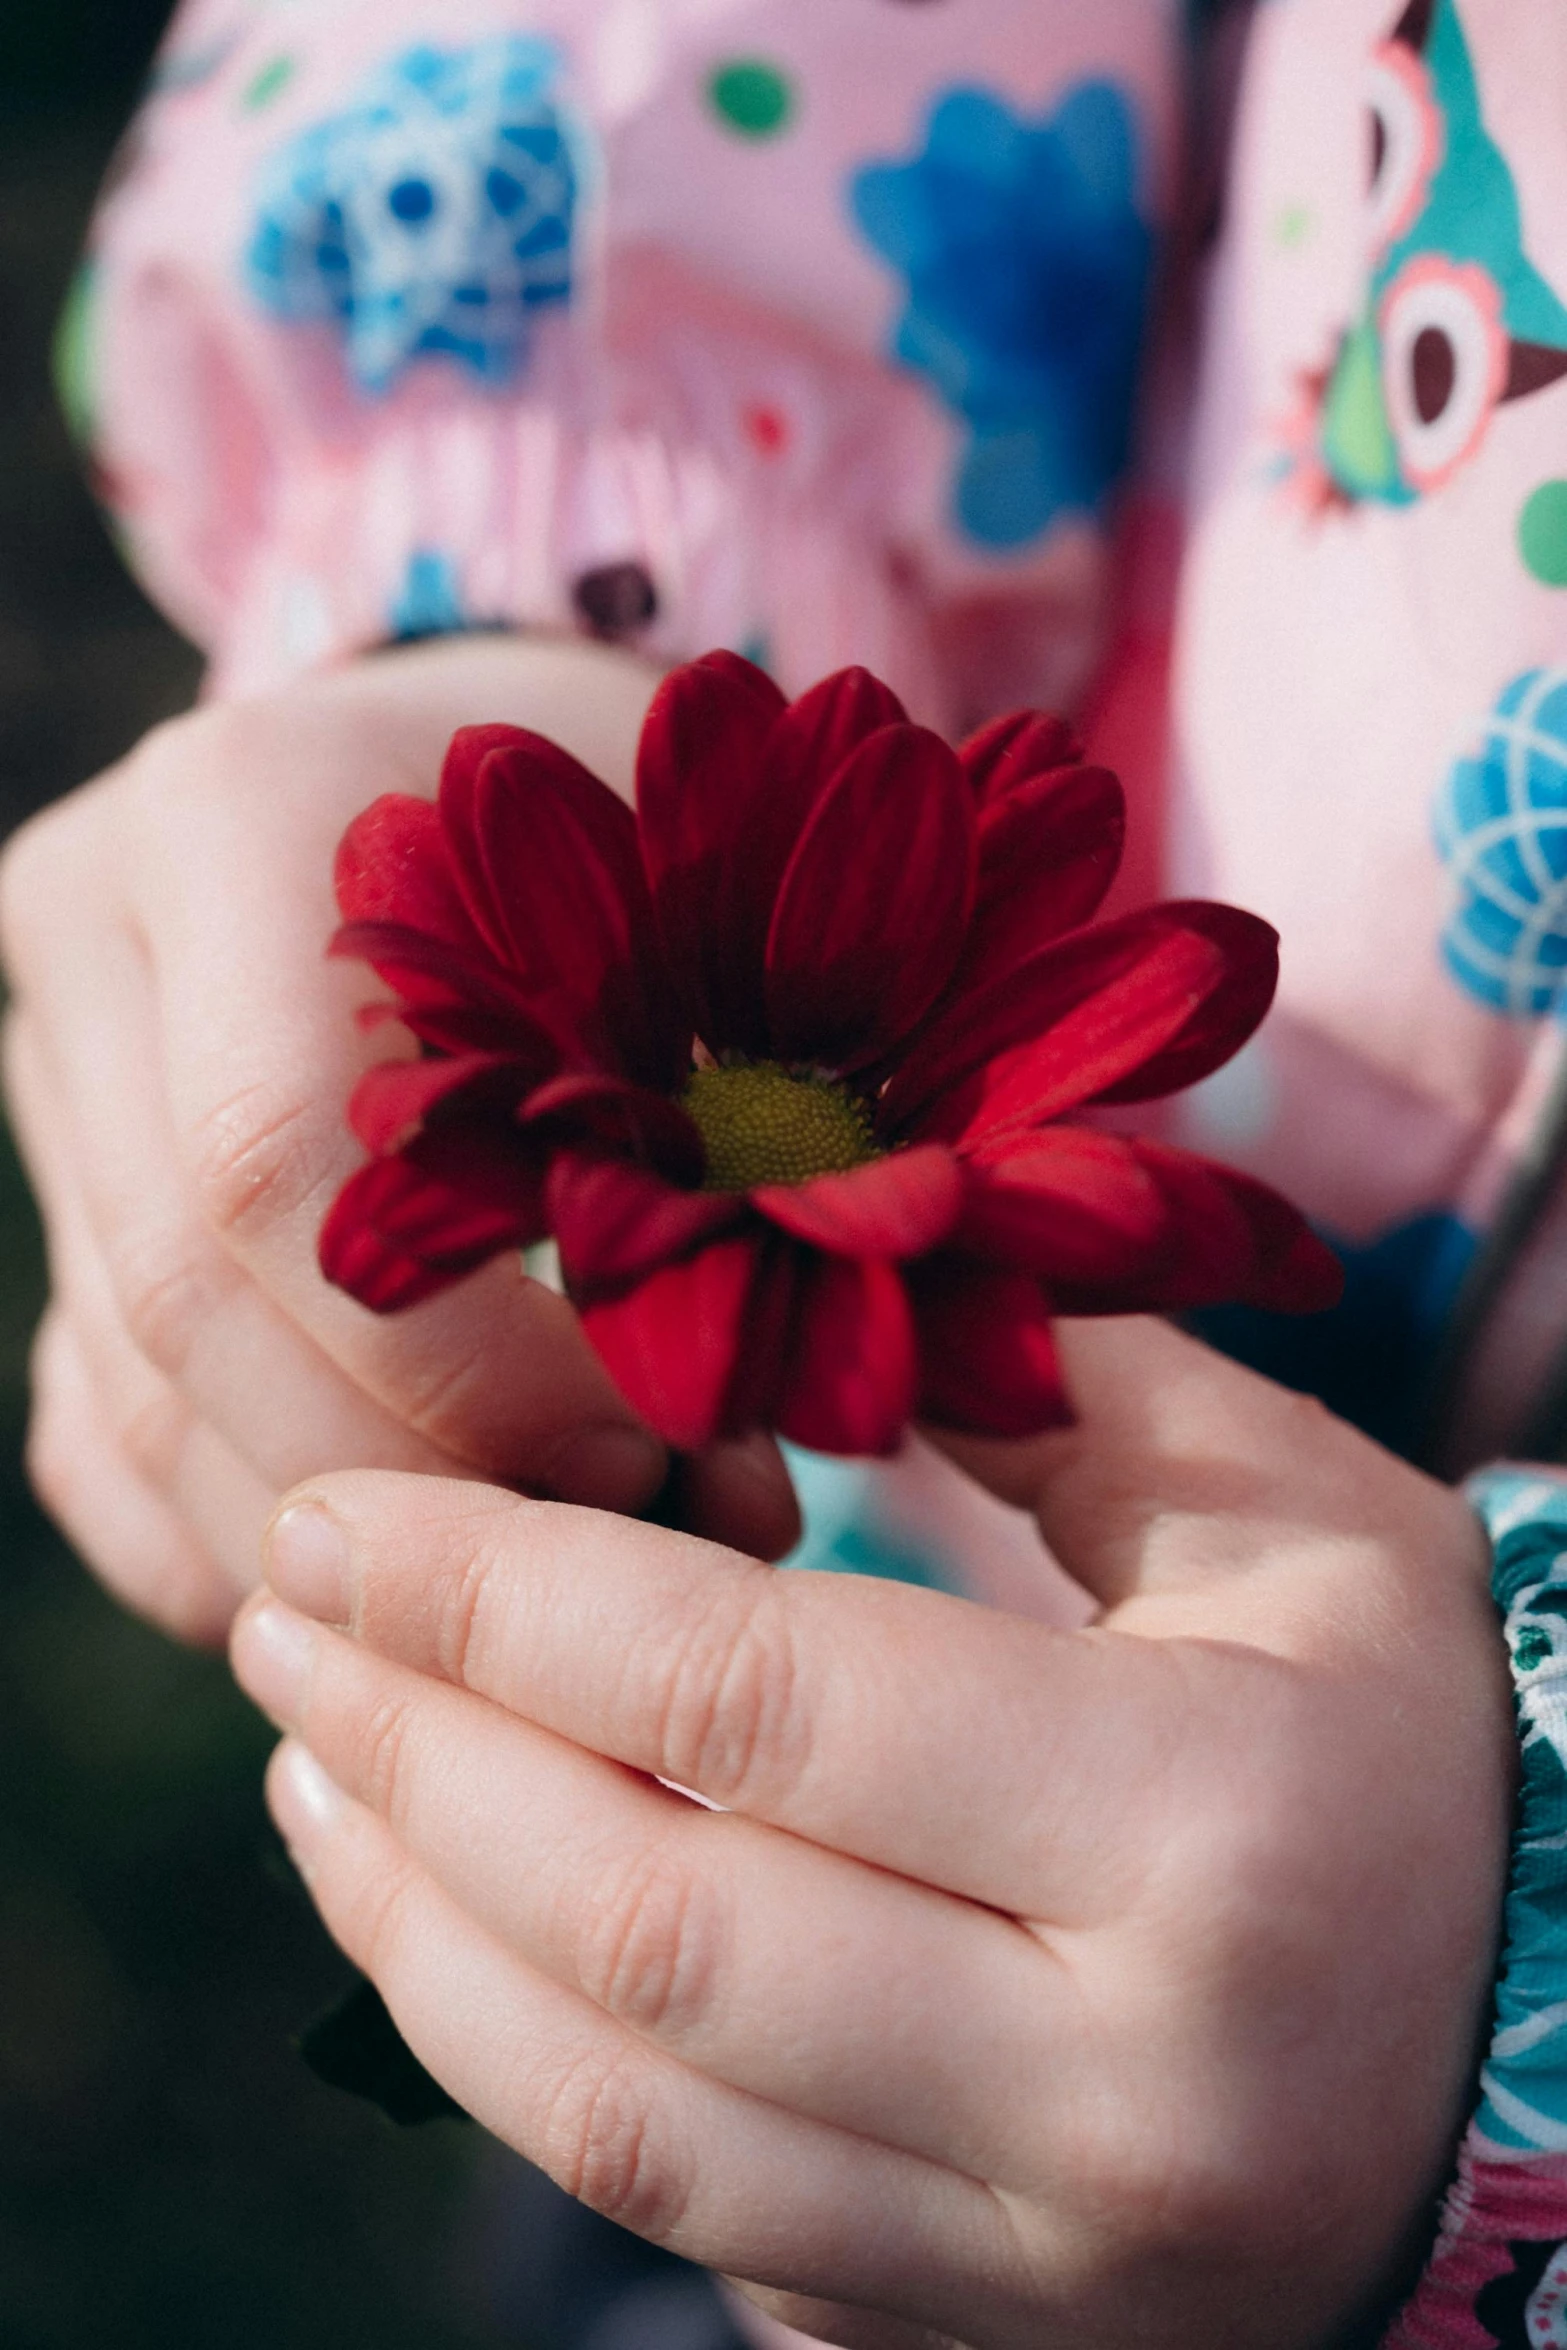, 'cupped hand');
0,636,800,1642
230,1316,1514,2350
